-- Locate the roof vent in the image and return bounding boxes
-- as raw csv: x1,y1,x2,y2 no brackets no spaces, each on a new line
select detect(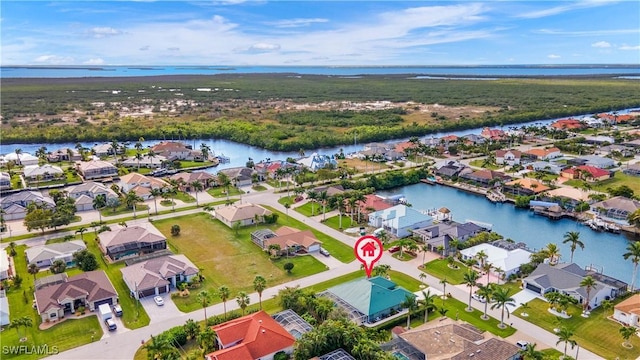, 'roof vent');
469,354,474,357
259,320,262,323
261,329,266,334
476,350,481,353
450,339,455,343
434,331,441,335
